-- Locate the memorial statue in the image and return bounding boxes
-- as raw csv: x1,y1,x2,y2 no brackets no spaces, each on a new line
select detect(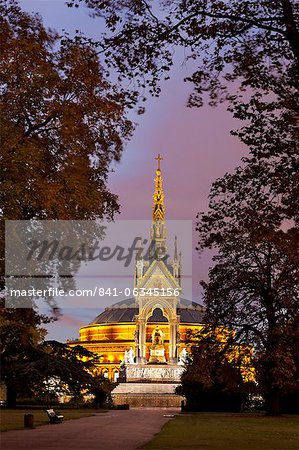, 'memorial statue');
128,346,135,364
178,347,188,365
149,326,166,364
152,327,164,346
124,346,135,364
